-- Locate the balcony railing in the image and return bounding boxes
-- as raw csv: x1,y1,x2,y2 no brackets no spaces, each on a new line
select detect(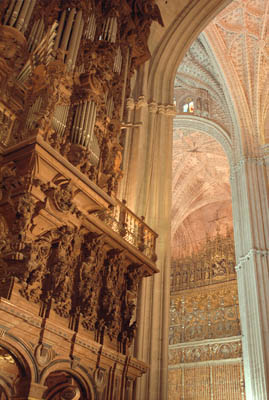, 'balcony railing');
97,200,158,262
